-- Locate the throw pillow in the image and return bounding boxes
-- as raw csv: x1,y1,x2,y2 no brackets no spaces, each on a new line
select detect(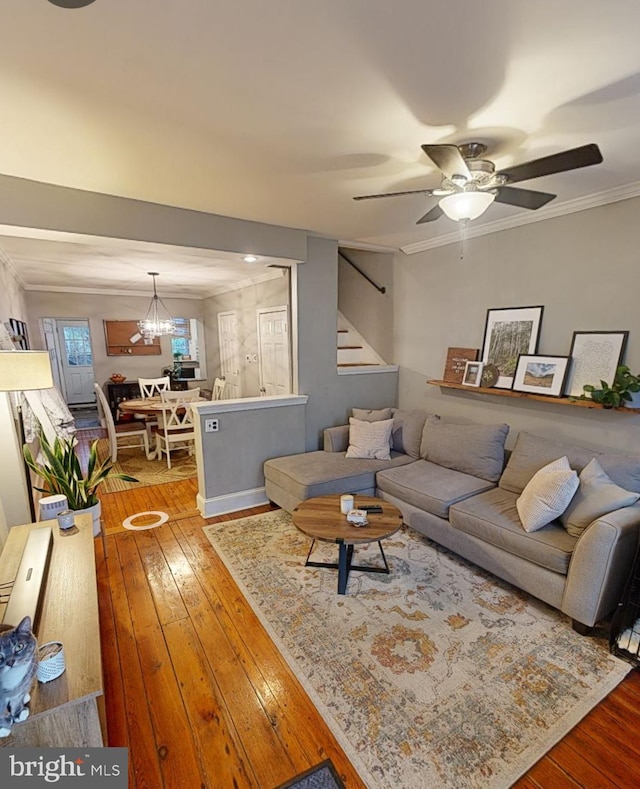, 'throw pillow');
516,457,579,533
351,407,393,423
345,417,393,460
390,409,429,458
560,457,640,537
420,417,509,482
